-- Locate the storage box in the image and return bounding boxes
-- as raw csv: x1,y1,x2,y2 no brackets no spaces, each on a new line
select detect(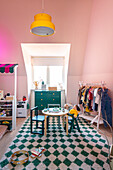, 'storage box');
6,96,14,100
48,87,57,91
